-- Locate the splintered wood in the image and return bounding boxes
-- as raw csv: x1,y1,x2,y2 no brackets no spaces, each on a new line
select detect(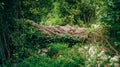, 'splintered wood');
31,21,87,38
